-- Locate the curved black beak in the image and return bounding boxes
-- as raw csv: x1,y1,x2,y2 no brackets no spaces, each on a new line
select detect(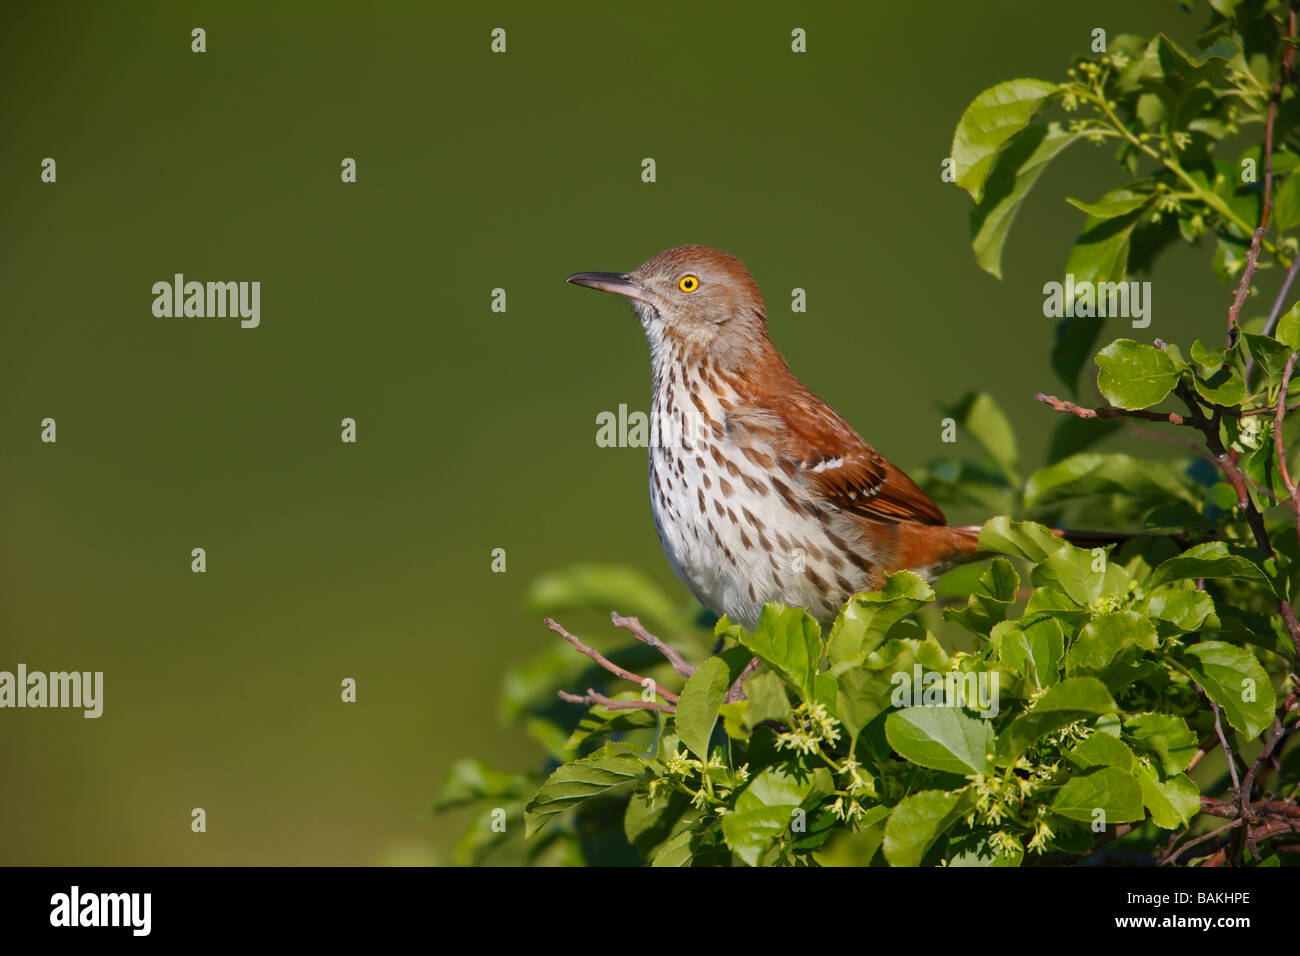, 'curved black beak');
565,271,649,303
